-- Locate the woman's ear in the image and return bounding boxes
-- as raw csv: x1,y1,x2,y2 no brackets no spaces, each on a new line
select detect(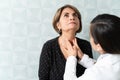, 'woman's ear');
57,22,61,30
57,22,60,27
